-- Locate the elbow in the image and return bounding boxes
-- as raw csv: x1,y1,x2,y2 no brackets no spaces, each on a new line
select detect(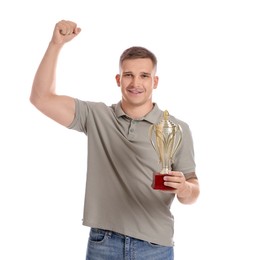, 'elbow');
29,88,52,109
29,91,48,111
29,93,36,106
29,92,40,108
